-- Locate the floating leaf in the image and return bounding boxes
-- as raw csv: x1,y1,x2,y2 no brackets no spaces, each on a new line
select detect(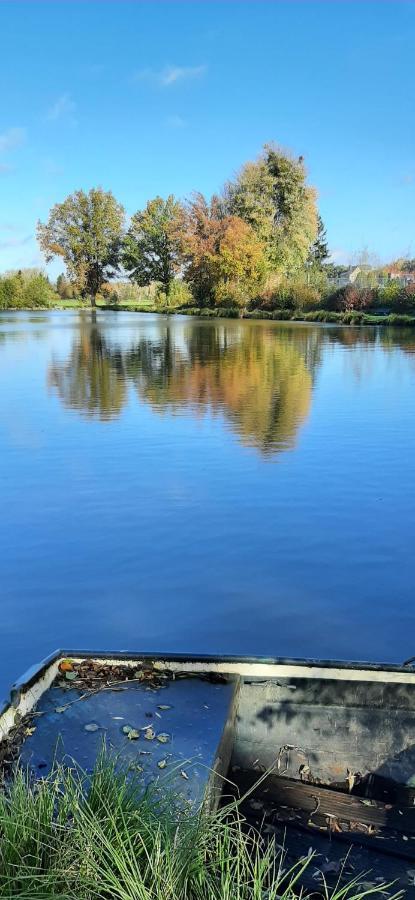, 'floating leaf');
144,727,155,741
158,759,167,769
65,671,78,681
25,726,36,737
156,733,170,744
55,706,67,714
127,729,140,741
180,770,189,780
129,763,143,773
122,725,133,734
157,705,172,711
84,723,99,732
